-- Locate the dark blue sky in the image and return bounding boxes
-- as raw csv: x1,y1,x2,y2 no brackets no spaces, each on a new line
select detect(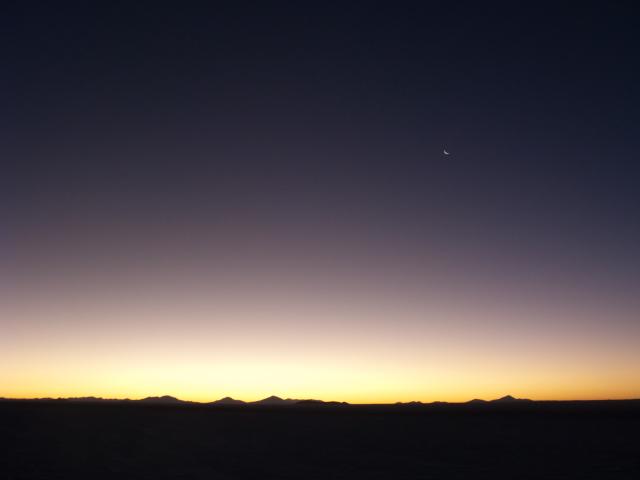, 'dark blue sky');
3,1,639,301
